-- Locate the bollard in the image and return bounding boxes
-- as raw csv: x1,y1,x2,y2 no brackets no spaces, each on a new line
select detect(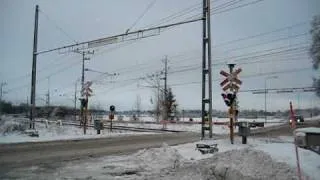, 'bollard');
57,120,62,126
44,120,48,128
